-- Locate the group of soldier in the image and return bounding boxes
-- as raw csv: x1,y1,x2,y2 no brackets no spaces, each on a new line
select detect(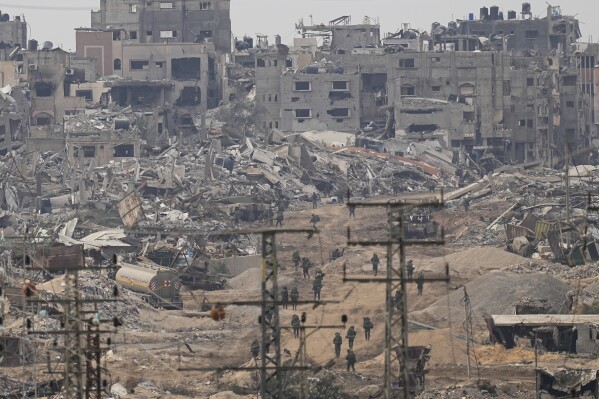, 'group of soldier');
250,238,428,373
370,256,425,296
